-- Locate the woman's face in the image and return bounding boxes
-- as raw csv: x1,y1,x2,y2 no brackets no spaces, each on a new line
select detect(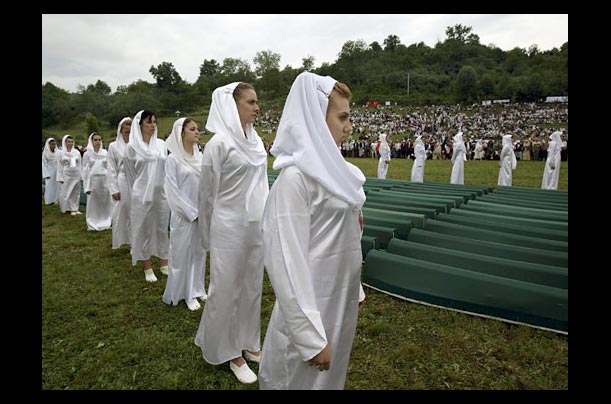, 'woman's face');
121,121,132,138
49,140,56,151
182,120,200,145
236,89,259,127
140,115,157,137
92,135,102,150
326,94,352,147
65,138,74,151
